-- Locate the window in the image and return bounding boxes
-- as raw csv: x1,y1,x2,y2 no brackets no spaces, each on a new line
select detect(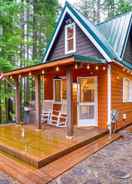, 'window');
123,78,132,102
54,79,62,102
65,23,76,54
53,79,67,103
